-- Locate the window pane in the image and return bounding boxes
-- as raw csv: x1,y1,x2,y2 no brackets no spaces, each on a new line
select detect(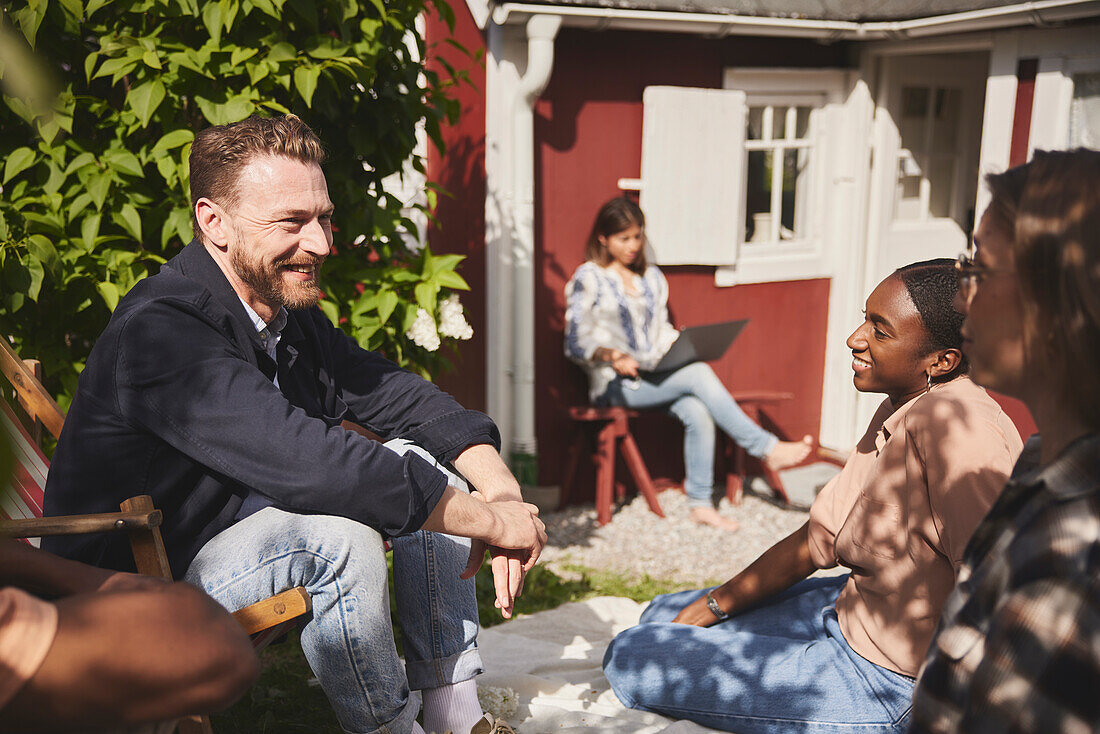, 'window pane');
928,156,955,219
902,86,929,118
772,106,787,139
795,106,812,139
780,148,805,238
1070,72,1100,148
931,88,961,152
745,150,771,242
747,107,765,140
895,153,923,221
